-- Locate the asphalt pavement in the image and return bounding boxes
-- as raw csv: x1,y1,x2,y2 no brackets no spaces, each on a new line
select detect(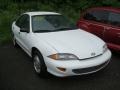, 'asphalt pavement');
0,43,120,90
